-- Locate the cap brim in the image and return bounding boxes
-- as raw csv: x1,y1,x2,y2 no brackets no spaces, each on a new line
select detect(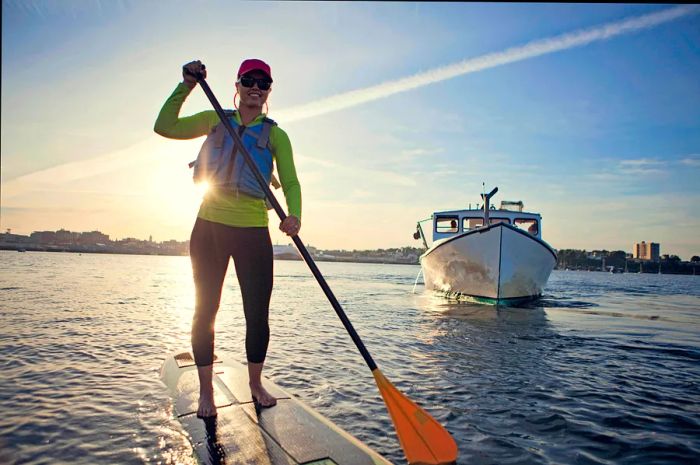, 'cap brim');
239,68,273,82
